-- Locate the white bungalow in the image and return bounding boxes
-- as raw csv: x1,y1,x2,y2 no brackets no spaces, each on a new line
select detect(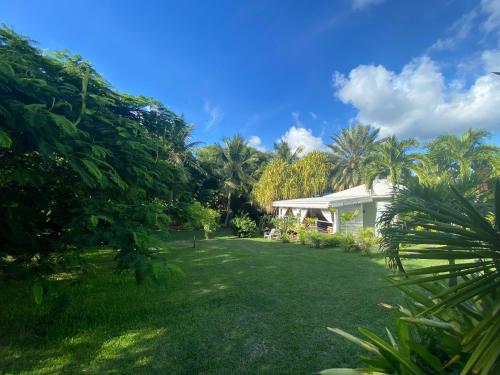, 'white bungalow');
272,179,394,235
